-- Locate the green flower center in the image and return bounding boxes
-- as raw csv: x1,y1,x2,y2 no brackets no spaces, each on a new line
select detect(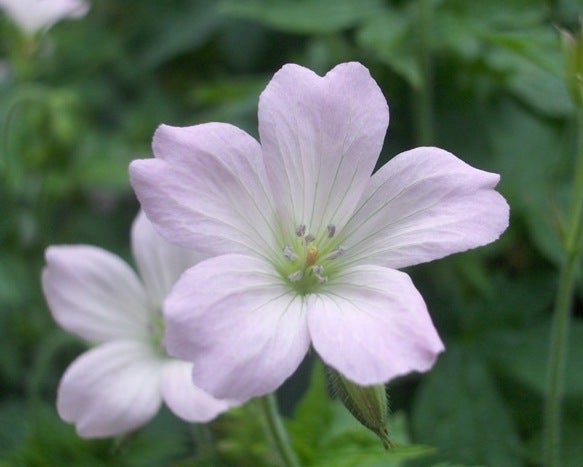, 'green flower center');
275,223,346,295
148,311,166,355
